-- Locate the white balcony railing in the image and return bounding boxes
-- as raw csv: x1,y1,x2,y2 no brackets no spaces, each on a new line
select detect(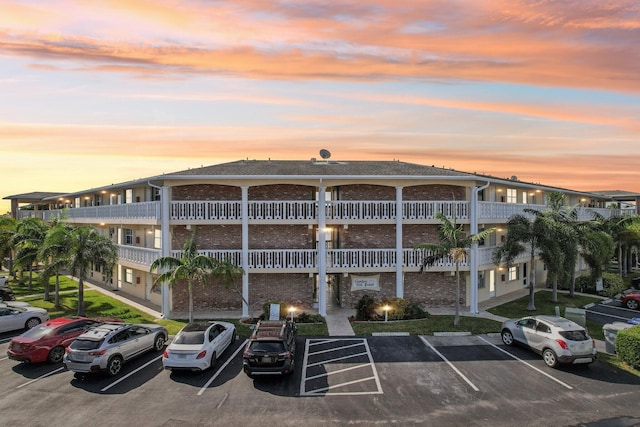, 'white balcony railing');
22,199,624,223
119,245,161,265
